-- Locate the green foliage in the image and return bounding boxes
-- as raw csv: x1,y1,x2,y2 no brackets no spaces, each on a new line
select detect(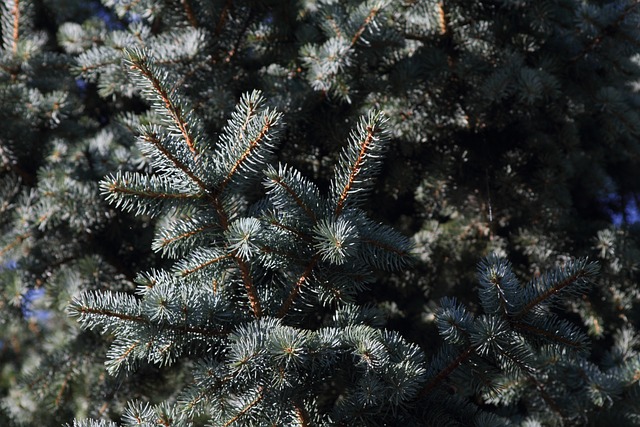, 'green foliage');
3,0,640,426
